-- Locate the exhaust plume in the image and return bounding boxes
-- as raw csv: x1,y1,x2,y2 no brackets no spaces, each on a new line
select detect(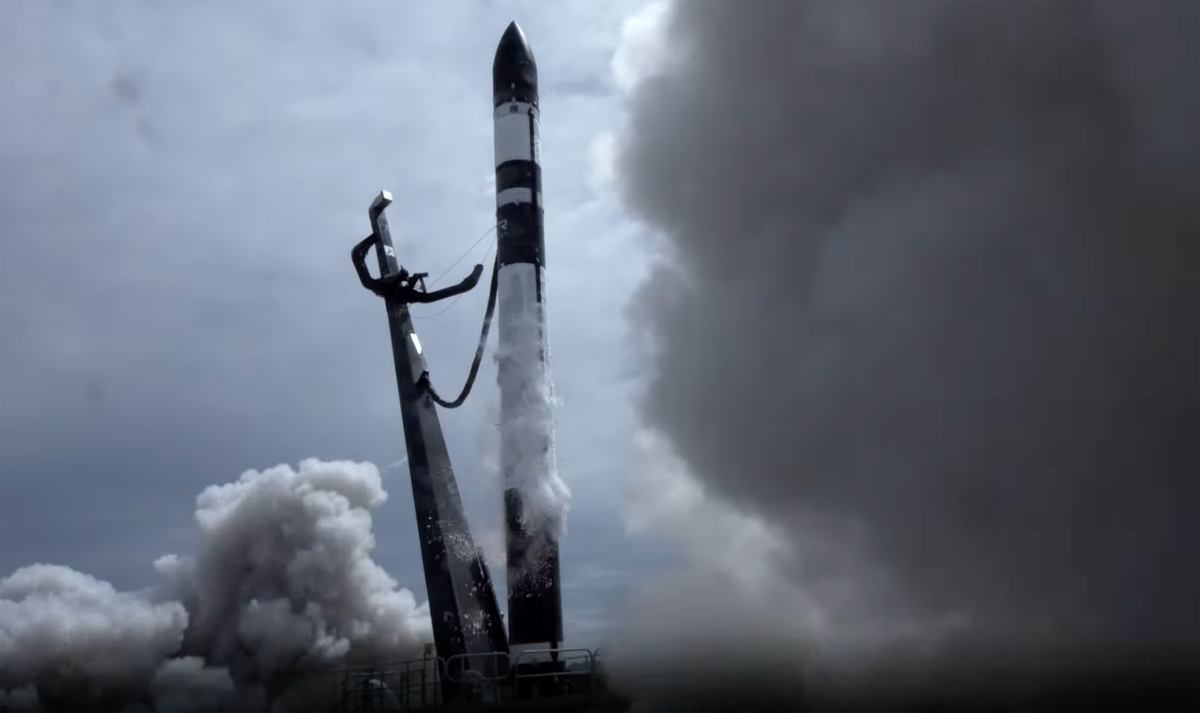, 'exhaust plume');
612,0,1199,697
0,459,431,712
